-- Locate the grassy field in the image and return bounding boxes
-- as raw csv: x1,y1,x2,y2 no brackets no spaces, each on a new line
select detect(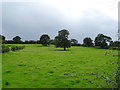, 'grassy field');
2,44,118,88
0,50,1,89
